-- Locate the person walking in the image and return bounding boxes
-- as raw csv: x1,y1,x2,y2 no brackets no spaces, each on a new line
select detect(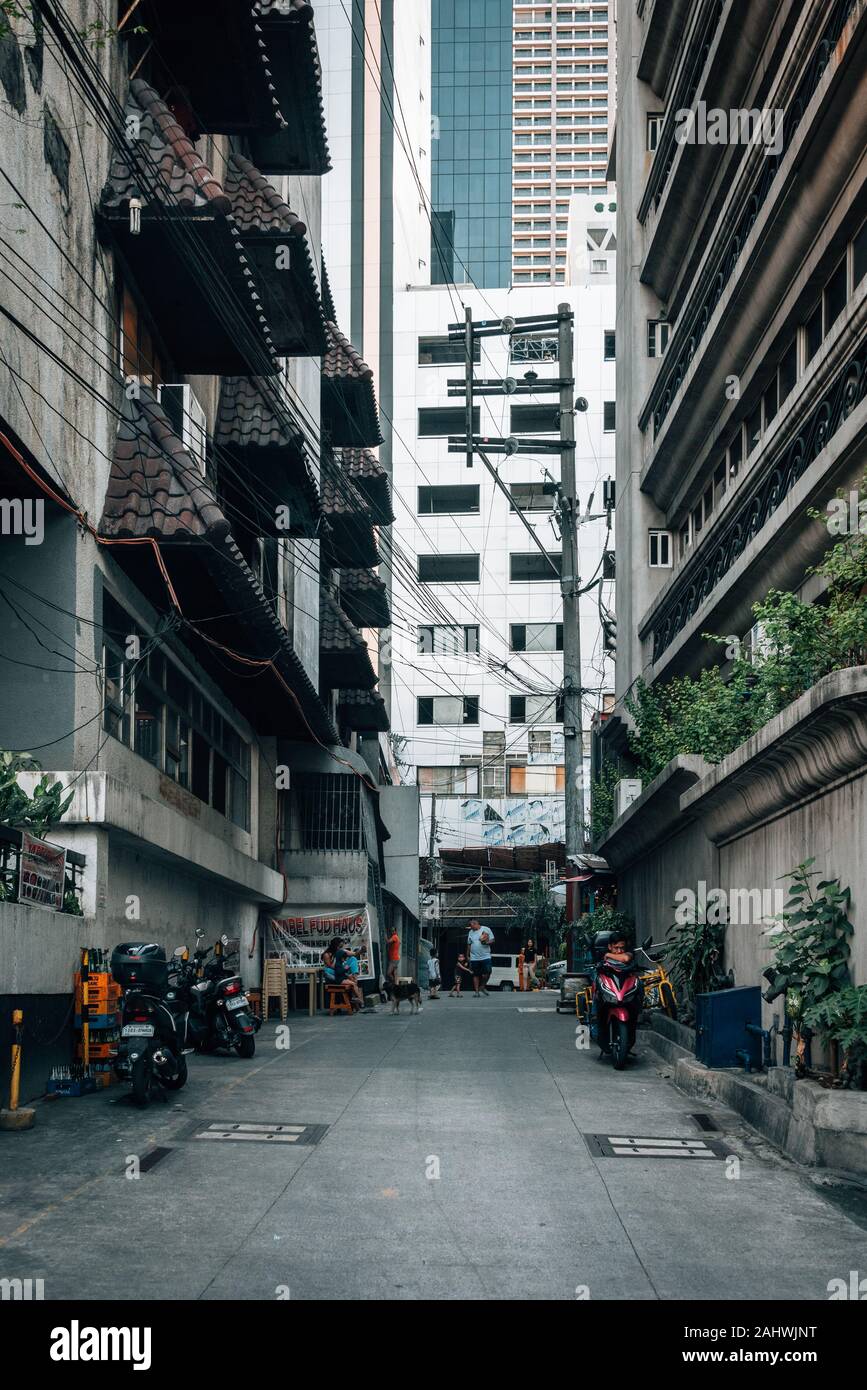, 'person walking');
427,951,441,999
524,938,538,990
467,919,494,996
450,953,473,996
